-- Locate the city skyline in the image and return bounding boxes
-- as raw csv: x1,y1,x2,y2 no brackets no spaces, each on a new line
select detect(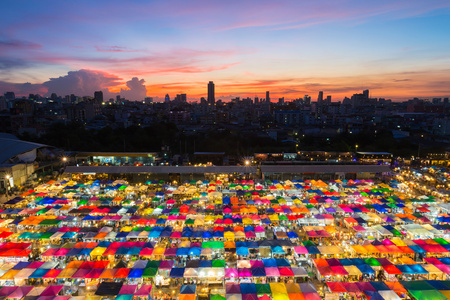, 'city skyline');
1,0,450,101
